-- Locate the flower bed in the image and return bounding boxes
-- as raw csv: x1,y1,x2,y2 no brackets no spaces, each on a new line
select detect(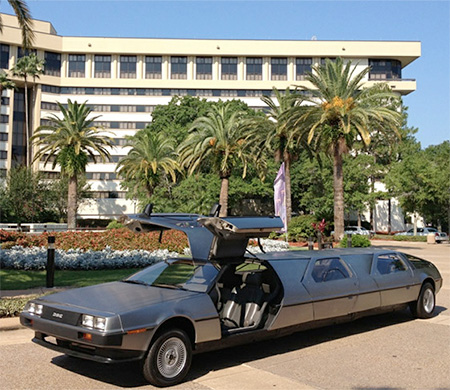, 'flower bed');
0,246,179,270
0,228,188,252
